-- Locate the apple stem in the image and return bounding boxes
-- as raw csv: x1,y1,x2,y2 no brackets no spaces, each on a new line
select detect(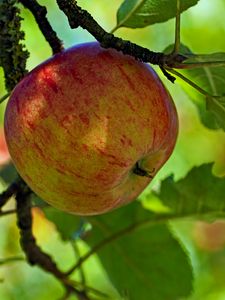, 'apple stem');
133,163,155,179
